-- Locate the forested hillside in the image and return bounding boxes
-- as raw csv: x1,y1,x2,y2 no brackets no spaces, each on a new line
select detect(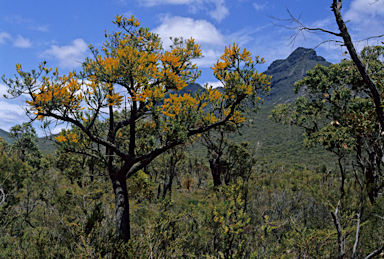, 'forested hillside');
1,14,384,259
